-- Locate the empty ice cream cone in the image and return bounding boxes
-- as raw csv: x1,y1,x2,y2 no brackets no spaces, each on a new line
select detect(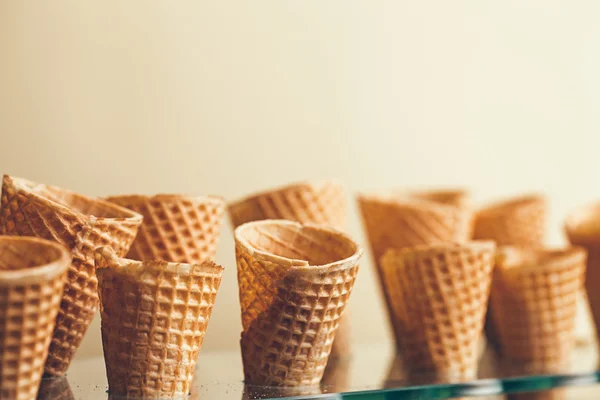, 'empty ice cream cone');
357,189,473,346
0,175,143,376
235,220,362,387
565,202,600,347
94,248,224,398
379,241,495,383
474,194,547,247
229,180,351,358
105,194,226,263
0,236,70,400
